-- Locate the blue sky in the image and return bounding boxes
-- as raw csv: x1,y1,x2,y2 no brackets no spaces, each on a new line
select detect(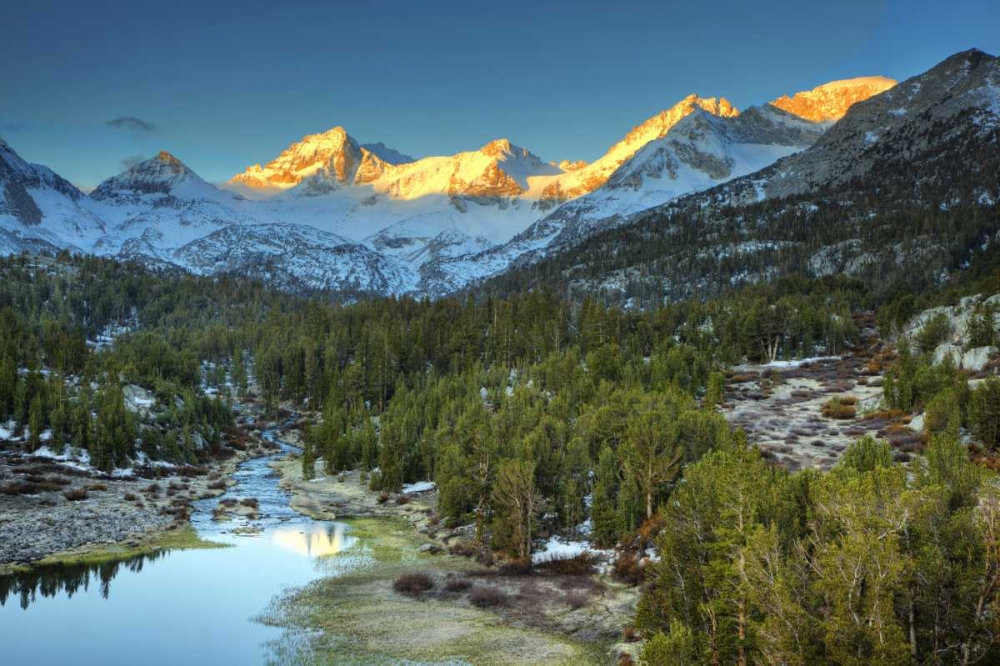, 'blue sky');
1,0,997,189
